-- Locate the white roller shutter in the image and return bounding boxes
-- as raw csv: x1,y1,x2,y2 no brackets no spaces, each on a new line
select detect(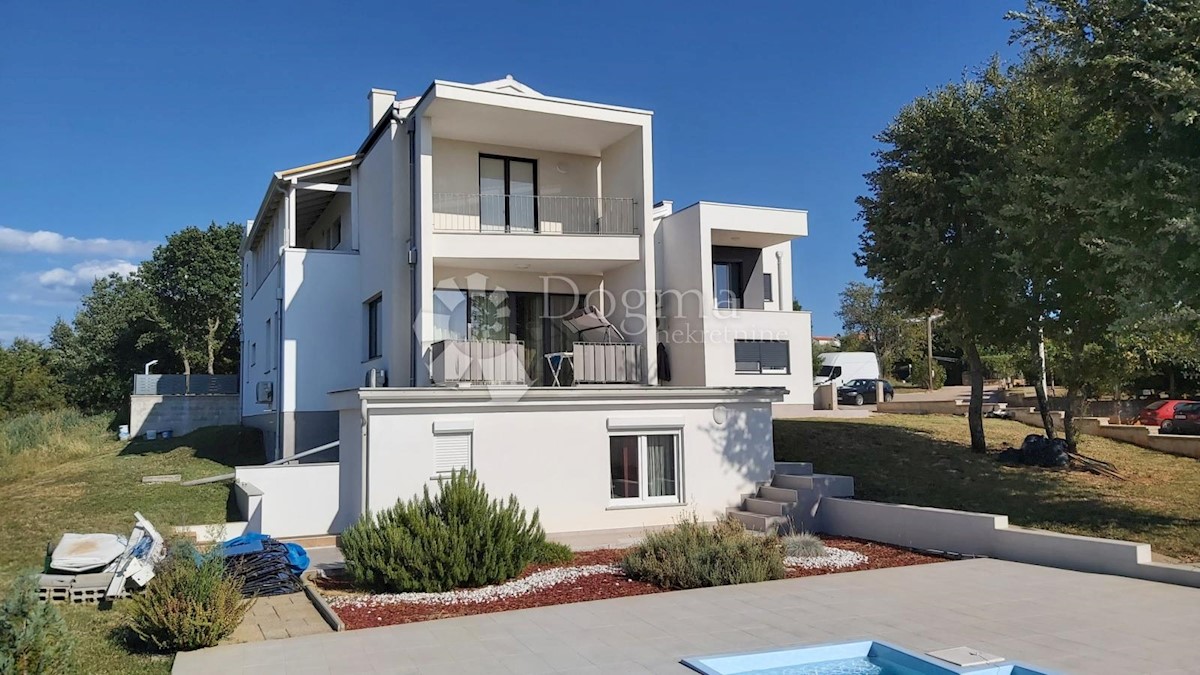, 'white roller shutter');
434,433,472,475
